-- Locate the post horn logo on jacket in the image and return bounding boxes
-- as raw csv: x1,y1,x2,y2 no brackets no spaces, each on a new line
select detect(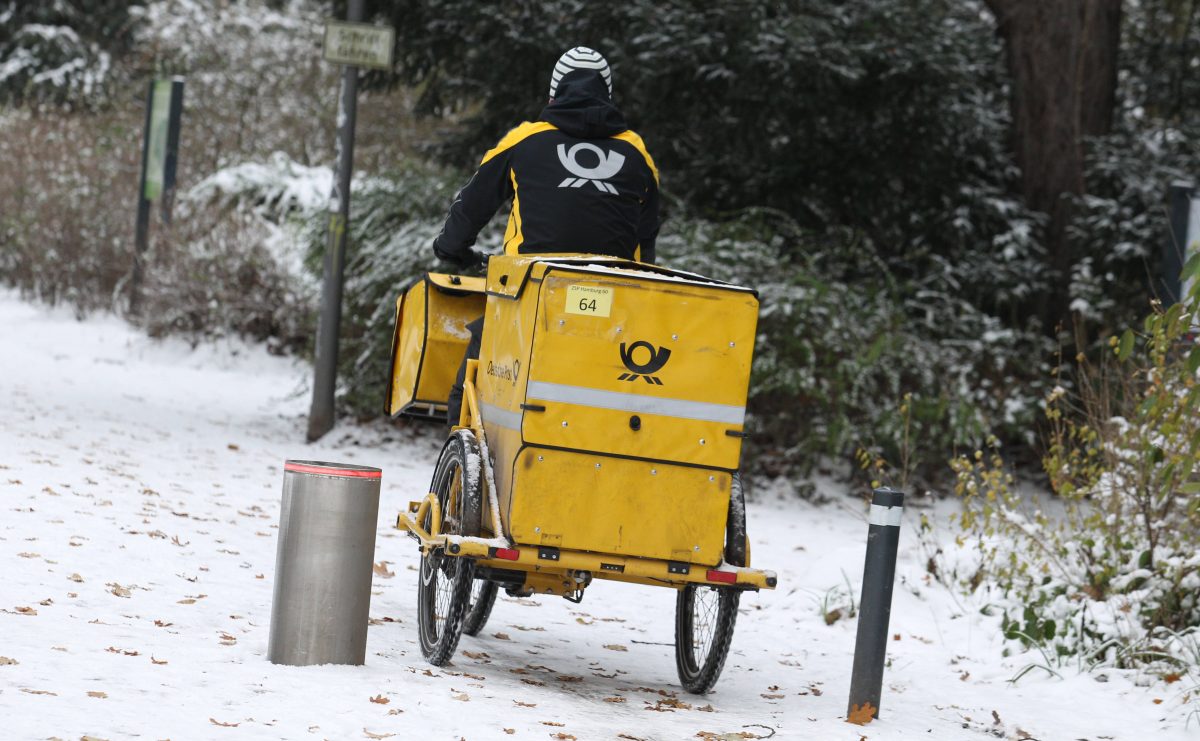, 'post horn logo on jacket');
557,142,626,193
